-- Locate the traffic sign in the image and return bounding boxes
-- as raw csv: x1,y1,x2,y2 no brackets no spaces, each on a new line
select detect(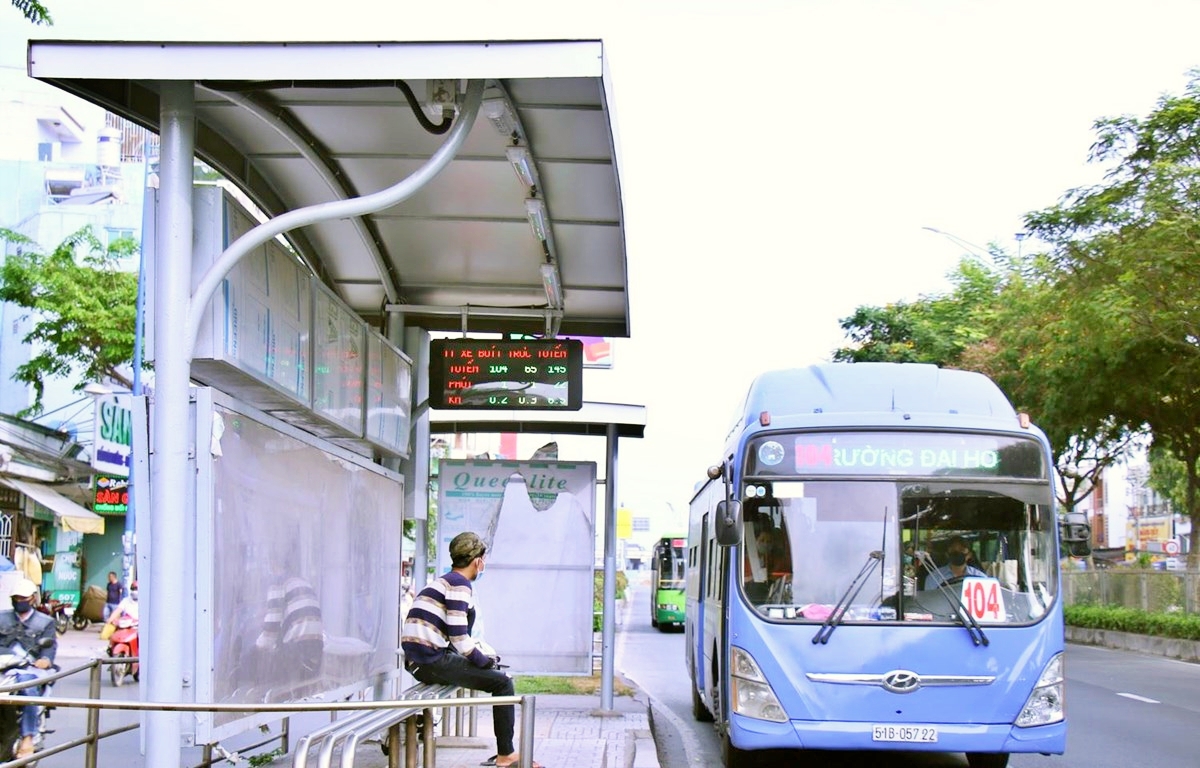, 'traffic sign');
1164,539,1180,555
